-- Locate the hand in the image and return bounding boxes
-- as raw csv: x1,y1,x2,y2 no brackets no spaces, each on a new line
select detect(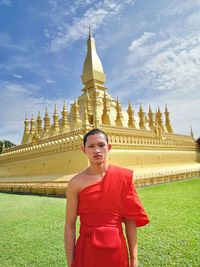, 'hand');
130,258,138,267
